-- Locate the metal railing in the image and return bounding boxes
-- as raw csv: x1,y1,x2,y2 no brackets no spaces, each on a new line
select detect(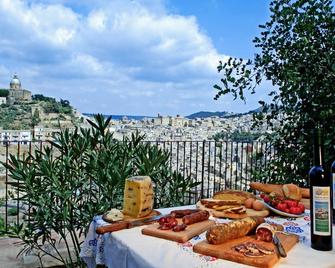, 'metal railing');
146,140,275,202
0,140,276,231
